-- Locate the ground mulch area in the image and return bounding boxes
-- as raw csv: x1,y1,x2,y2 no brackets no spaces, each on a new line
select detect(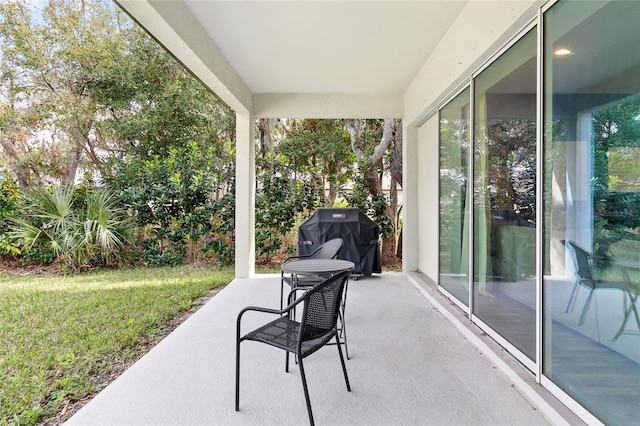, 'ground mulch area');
0,259,62,277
